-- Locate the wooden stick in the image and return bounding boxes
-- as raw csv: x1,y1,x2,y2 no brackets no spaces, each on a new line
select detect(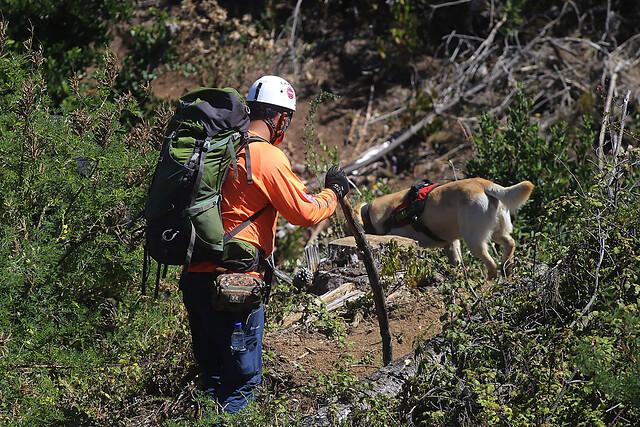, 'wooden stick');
326,290,365,311
320,282,356,305
598,62,619,171
339,197,393,365
289,0,303,77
